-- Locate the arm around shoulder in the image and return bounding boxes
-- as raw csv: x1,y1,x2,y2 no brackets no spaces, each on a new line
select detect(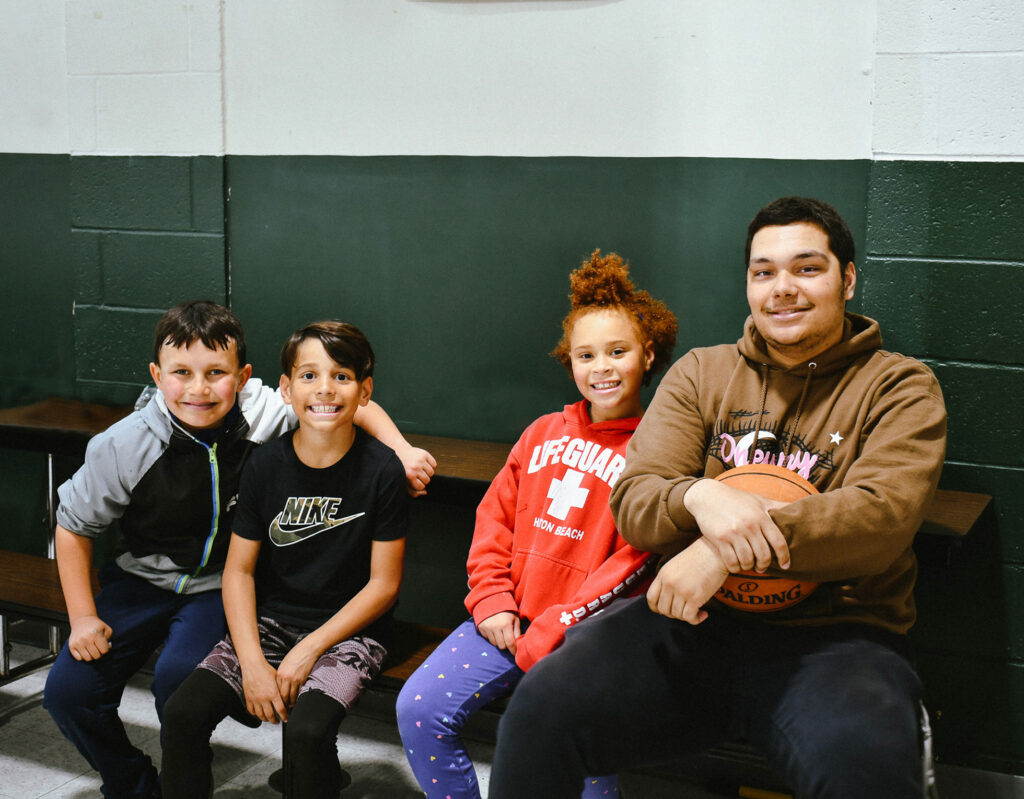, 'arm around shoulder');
353,401,436,497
